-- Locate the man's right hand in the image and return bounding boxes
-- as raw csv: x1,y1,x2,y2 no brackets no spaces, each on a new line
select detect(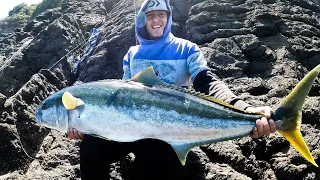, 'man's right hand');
67,128,84,140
